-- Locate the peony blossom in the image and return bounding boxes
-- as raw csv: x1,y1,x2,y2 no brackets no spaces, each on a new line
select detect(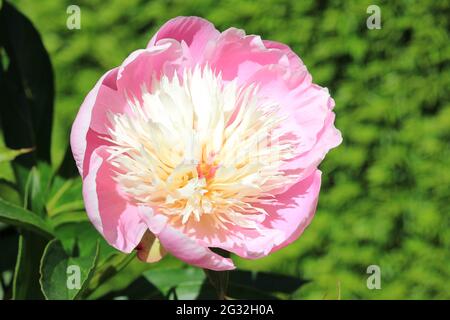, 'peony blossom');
70,16,342,271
